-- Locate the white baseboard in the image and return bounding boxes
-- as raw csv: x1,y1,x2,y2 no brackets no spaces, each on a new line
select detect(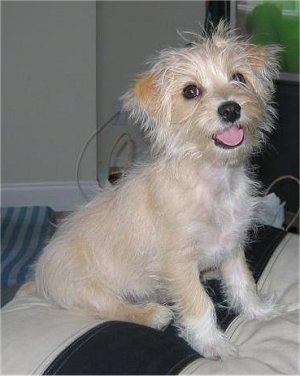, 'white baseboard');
1,181,100,211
